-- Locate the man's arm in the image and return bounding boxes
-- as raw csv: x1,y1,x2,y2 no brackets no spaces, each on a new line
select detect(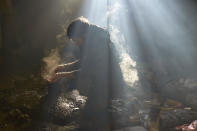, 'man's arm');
56,69,80,78
54,60,80,72
48,69,80,83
